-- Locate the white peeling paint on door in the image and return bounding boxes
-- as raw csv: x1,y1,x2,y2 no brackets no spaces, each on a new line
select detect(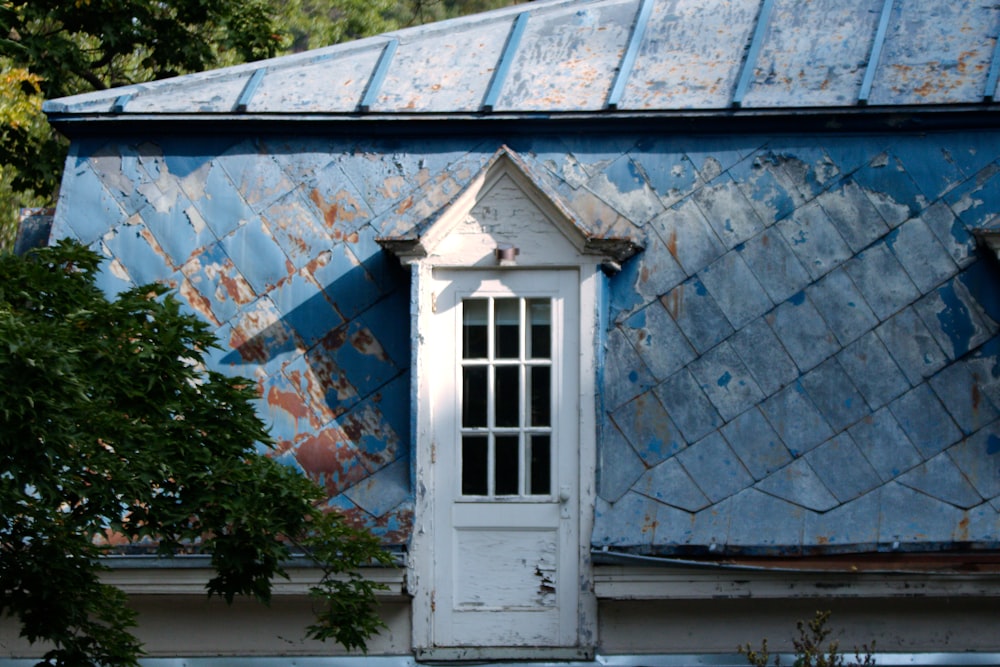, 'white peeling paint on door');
400,151,605,660
429,270,580,651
